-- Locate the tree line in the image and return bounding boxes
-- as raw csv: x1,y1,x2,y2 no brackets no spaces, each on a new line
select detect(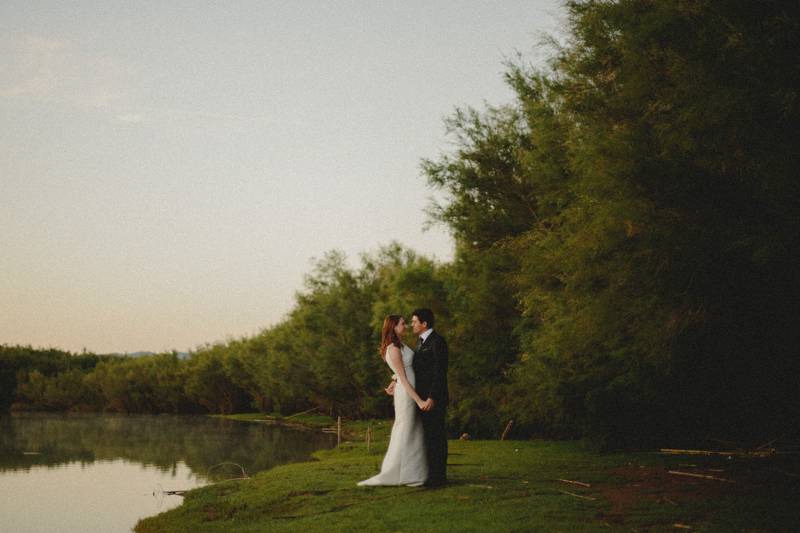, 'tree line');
3,1,799,448
1,245,445,419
